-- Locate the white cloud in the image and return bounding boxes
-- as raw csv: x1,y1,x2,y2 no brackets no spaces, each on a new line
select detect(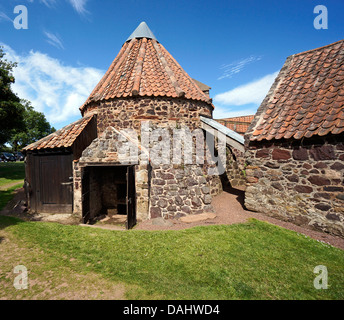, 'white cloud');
2,44,104,126
214,71,279,106
67,0,88,15
0,11,13,23
44,31,64,49
28,0,89,15
39,0,57,7
213,106,257,120
218,55,262,80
